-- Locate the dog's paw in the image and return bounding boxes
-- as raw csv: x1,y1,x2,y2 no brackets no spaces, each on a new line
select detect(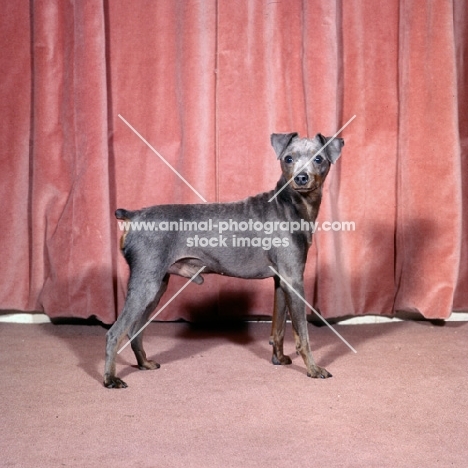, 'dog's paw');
104,375,128,389
138,360,160,371
272,354,292,365
307,366,332,379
